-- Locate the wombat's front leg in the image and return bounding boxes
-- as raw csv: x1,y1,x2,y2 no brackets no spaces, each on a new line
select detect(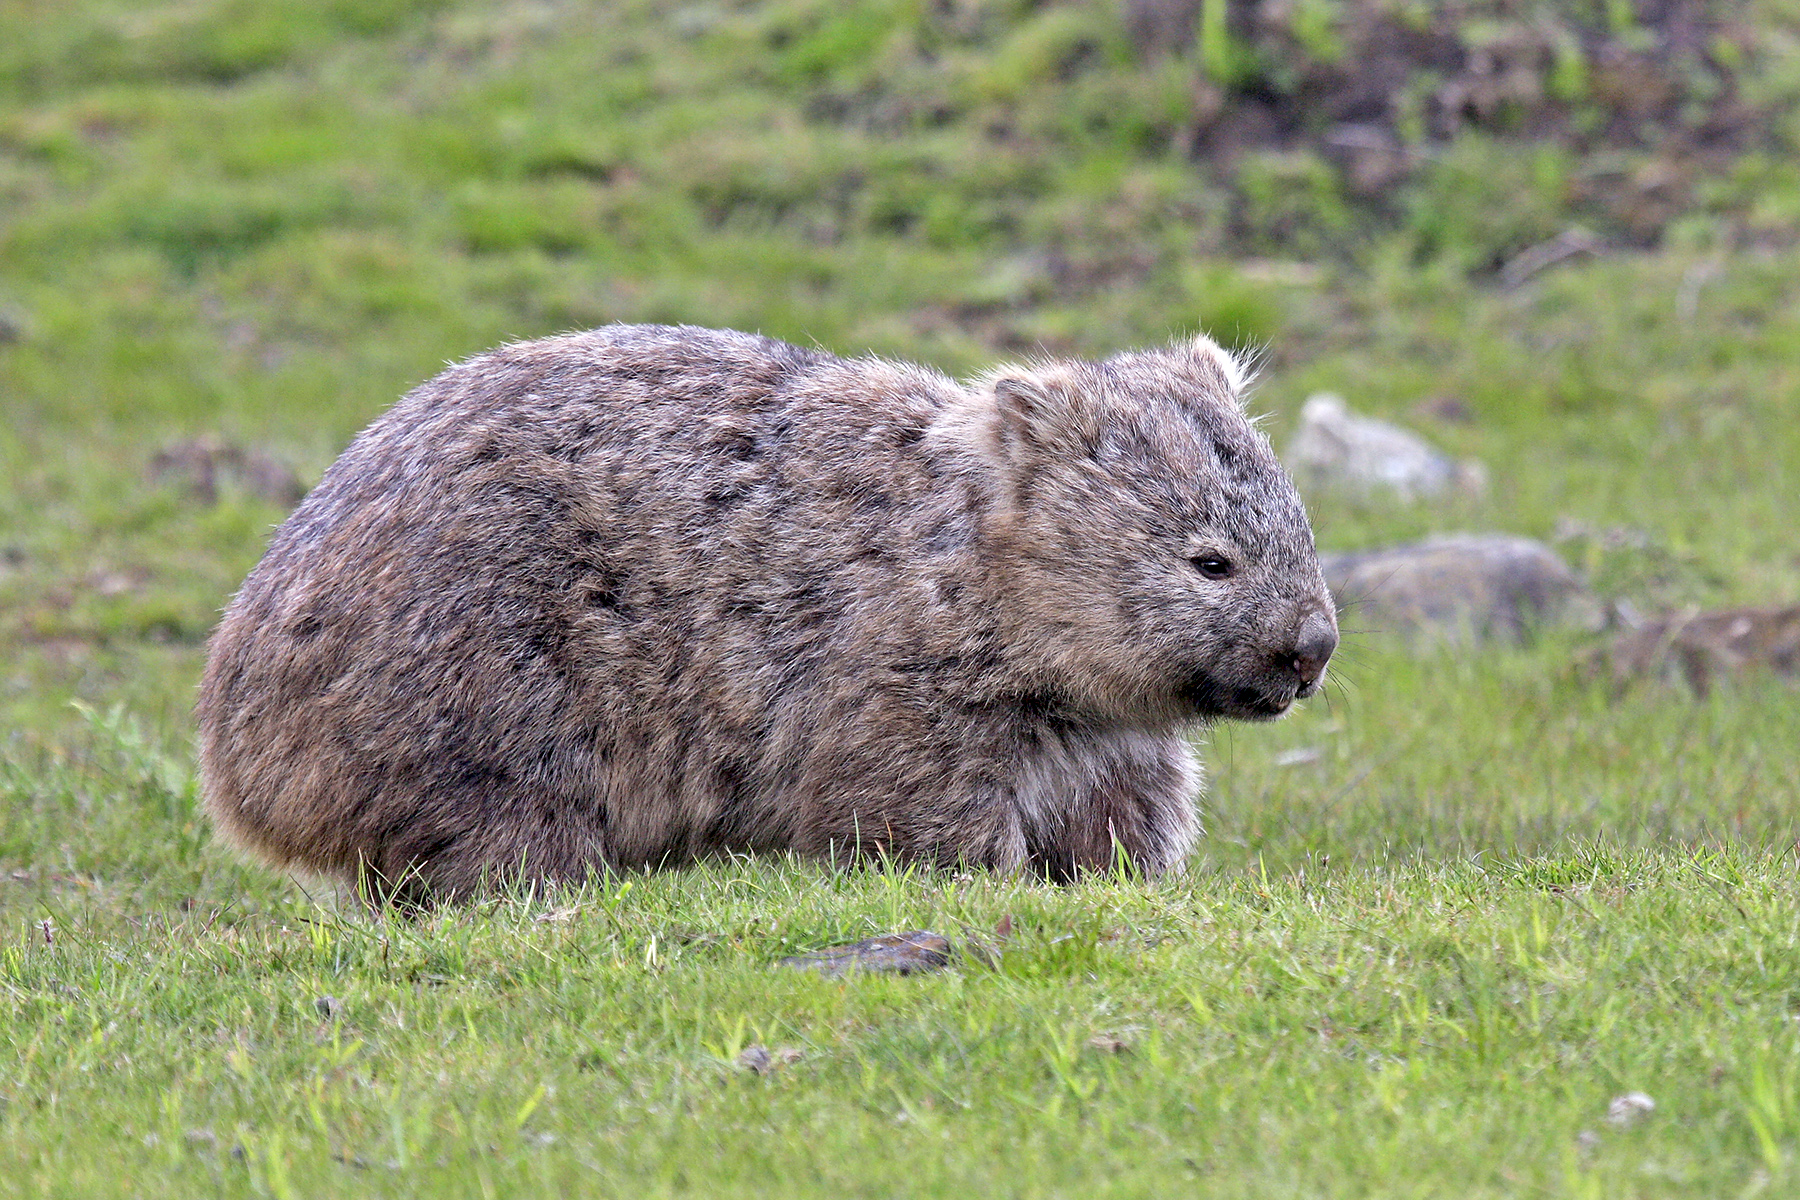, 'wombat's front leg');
1021,737,1199,882
791,787,1030,875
